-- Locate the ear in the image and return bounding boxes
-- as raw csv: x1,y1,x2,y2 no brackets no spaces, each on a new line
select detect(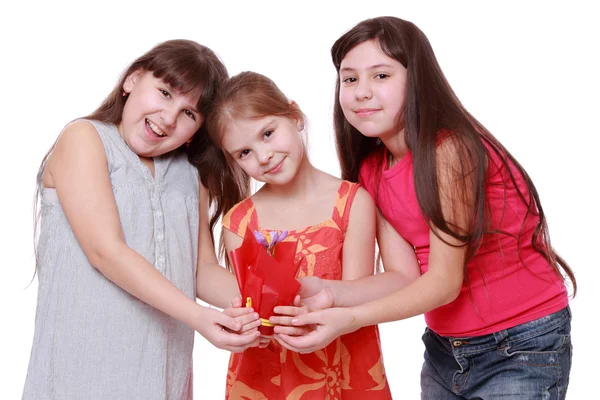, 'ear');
289,100,304,131
123,69,144,94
